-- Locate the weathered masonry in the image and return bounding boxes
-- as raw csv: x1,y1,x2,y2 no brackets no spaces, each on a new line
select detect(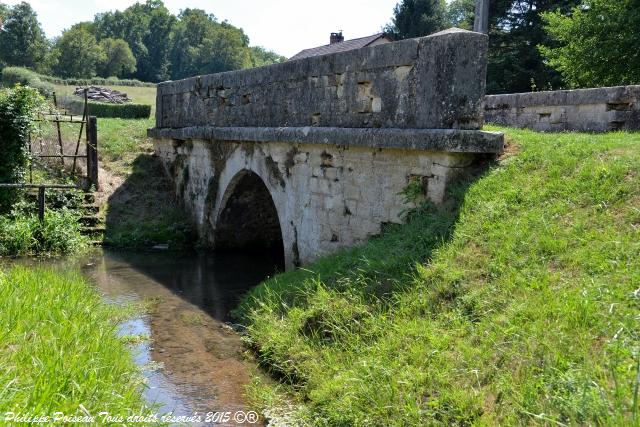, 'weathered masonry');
149,28,504,269
485,85,640,132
